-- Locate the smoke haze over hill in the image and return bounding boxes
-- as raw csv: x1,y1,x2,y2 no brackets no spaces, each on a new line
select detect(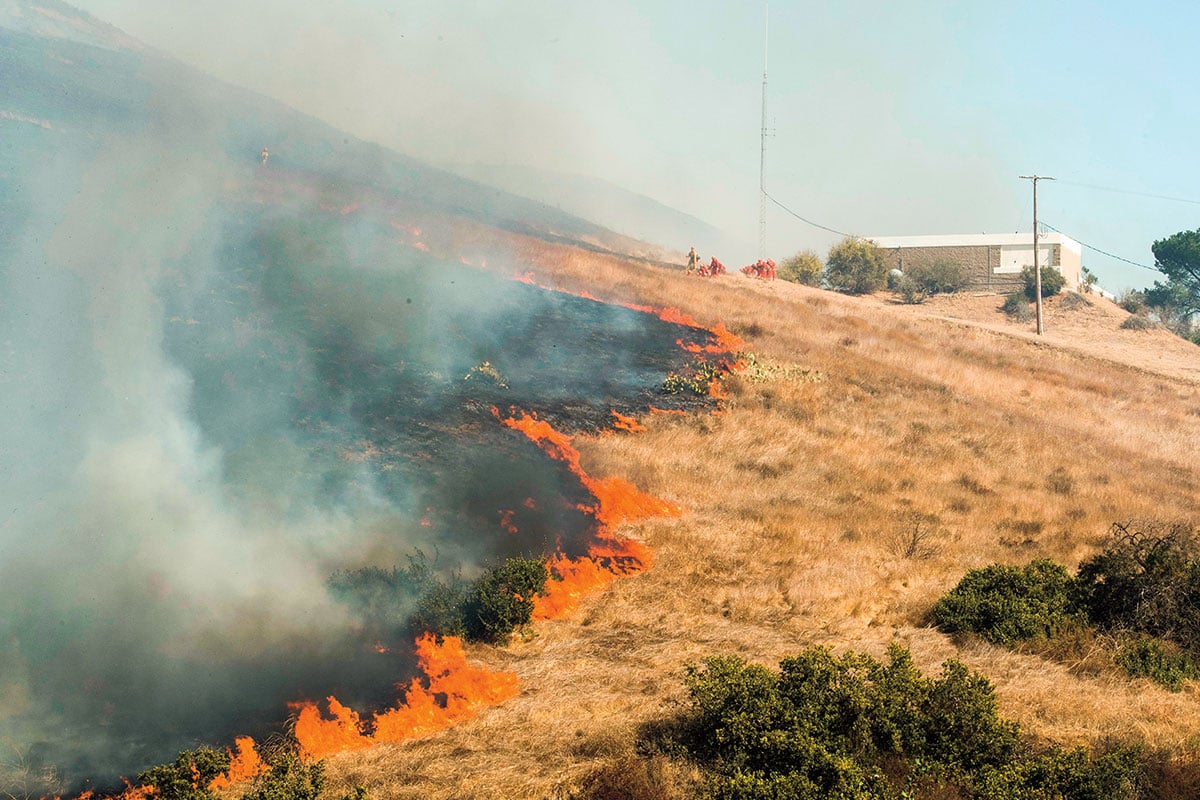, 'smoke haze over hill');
0,5,722,790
